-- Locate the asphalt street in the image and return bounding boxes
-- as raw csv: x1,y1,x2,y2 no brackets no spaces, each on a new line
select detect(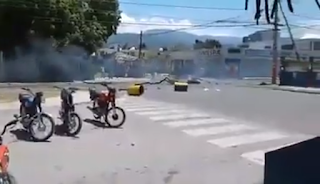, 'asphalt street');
0,103,263,184
0,79,318,184
143,81,320,135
